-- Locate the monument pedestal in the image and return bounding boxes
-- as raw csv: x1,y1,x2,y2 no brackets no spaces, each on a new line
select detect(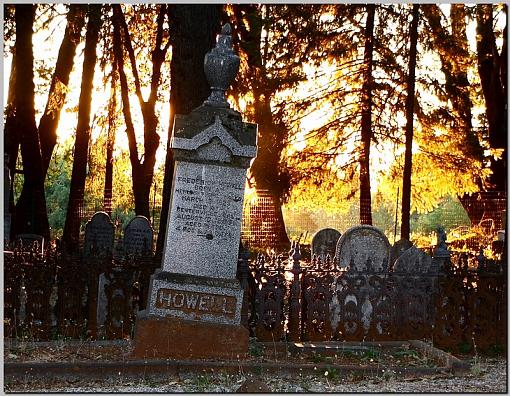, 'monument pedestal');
133,314,248,360
133,270,249,359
